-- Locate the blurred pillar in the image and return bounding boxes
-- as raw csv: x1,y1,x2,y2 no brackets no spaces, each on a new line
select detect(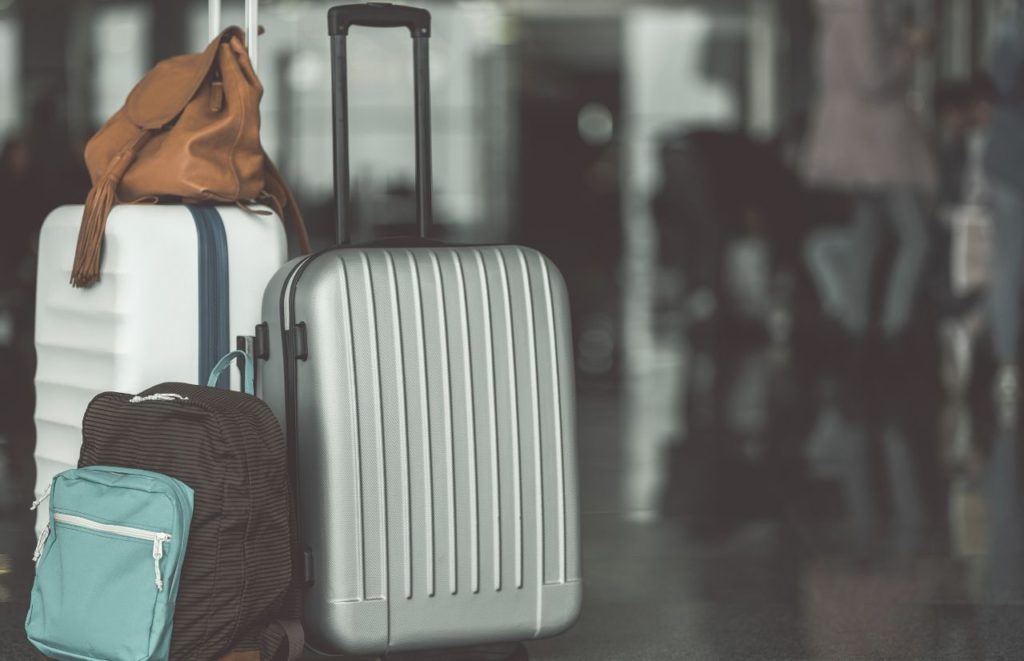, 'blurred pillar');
476,43,518,243
747,0,779,139
972,1,988,69
939,0,973,78
273,50,294,177
19,0,100,141
151,0,188,65
913,25,938,124
778,0,814,134
978,0,1007,68
18,0,70,120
